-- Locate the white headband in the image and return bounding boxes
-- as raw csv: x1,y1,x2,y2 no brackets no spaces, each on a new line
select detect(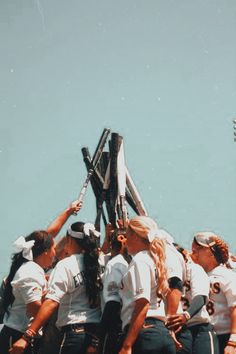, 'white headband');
13,236,35,261
67,226,84,239
67,223,101,239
